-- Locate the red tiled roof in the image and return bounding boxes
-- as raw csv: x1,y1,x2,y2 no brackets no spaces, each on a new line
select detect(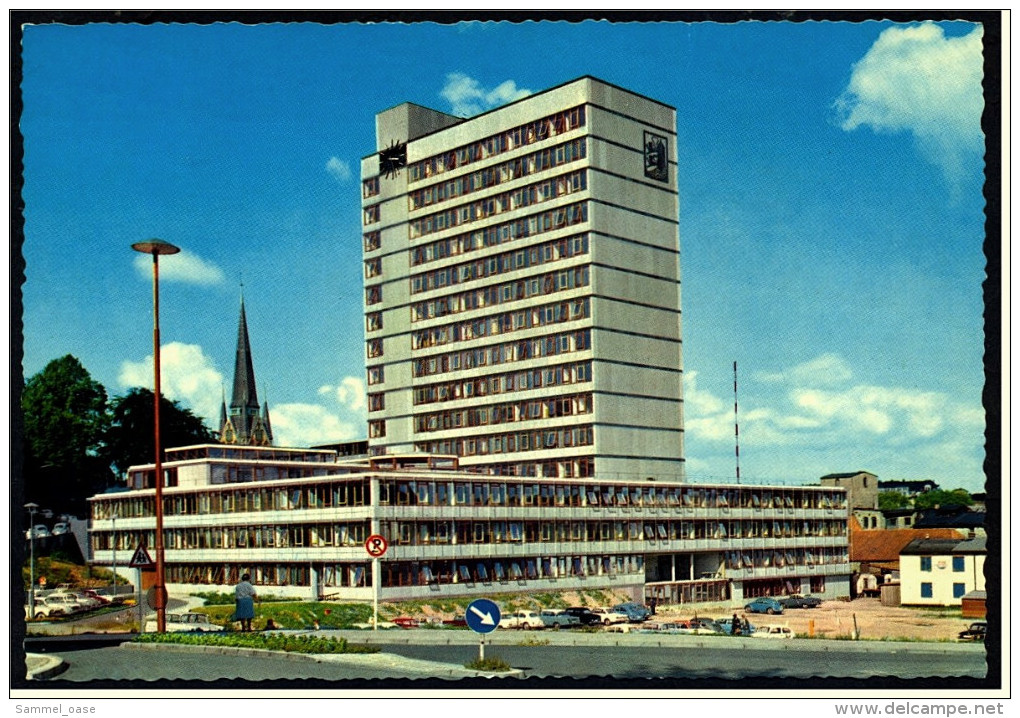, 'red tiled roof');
850,526,963,562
